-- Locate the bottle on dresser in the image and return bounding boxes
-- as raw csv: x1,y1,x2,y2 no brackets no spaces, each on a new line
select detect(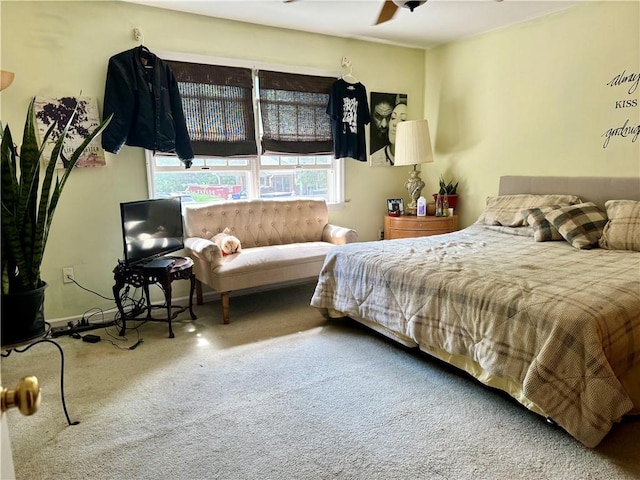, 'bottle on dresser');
417,196,426,217
435,193,443,216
